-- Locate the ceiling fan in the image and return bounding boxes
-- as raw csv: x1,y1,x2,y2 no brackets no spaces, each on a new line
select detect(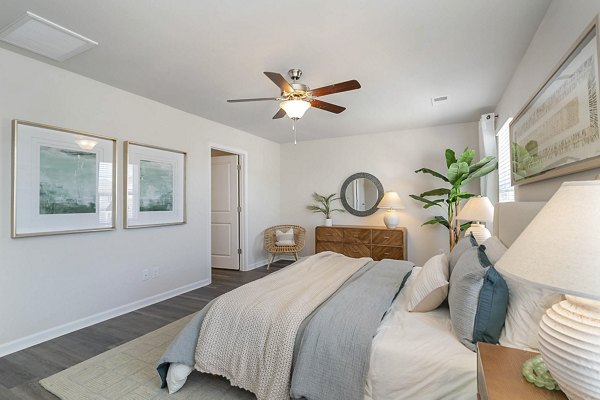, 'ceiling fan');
227,69,361,120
